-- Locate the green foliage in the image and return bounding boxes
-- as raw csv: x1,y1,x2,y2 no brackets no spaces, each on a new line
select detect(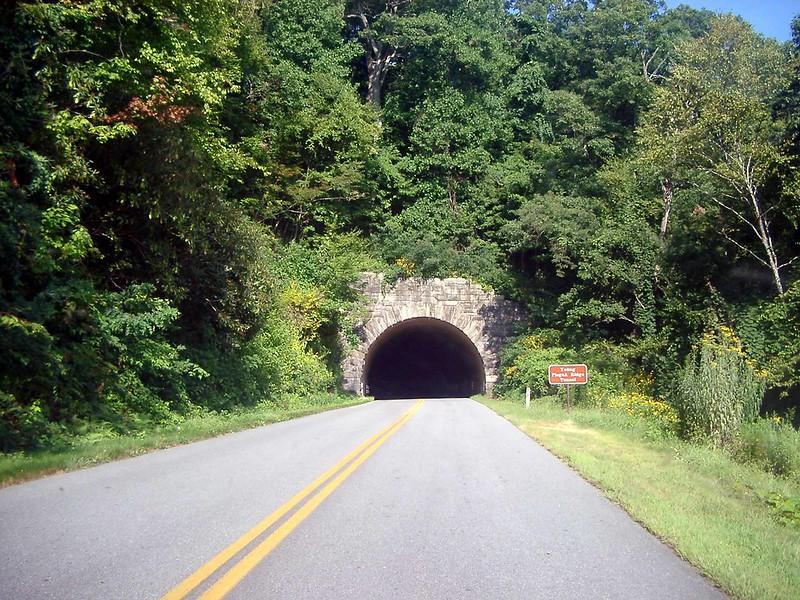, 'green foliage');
96,284,207,422
0,282,205,449
507,186,661,339
511,0,712,153
496,330,575,397
380,212,512,292
735,279,800,392
2,0,799,454
508,193,602,277
0,393,55,453
0,0,379,450
271,233,383,356
765,492,800,527
0,314,58,405
675,325,767,447
637,16,796,294
737,417,800,482
577,340,640,406
188,311,333,412
607,390,679,439
238,0,385,237
498,332,678,440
